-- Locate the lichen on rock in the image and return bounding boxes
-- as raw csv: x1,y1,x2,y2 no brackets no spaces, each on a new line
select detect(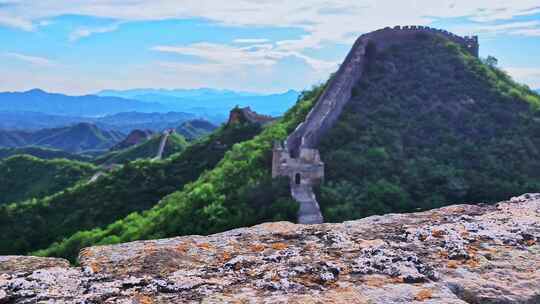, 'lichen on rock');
1,194,539,303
